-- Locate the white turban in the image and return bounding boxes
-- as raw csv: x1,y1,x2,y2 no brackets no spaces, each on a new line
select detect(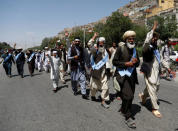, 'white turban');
123,31,136,41
53,51,57,54
57,40,61,43
98,37,105,42
45,47,48,49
